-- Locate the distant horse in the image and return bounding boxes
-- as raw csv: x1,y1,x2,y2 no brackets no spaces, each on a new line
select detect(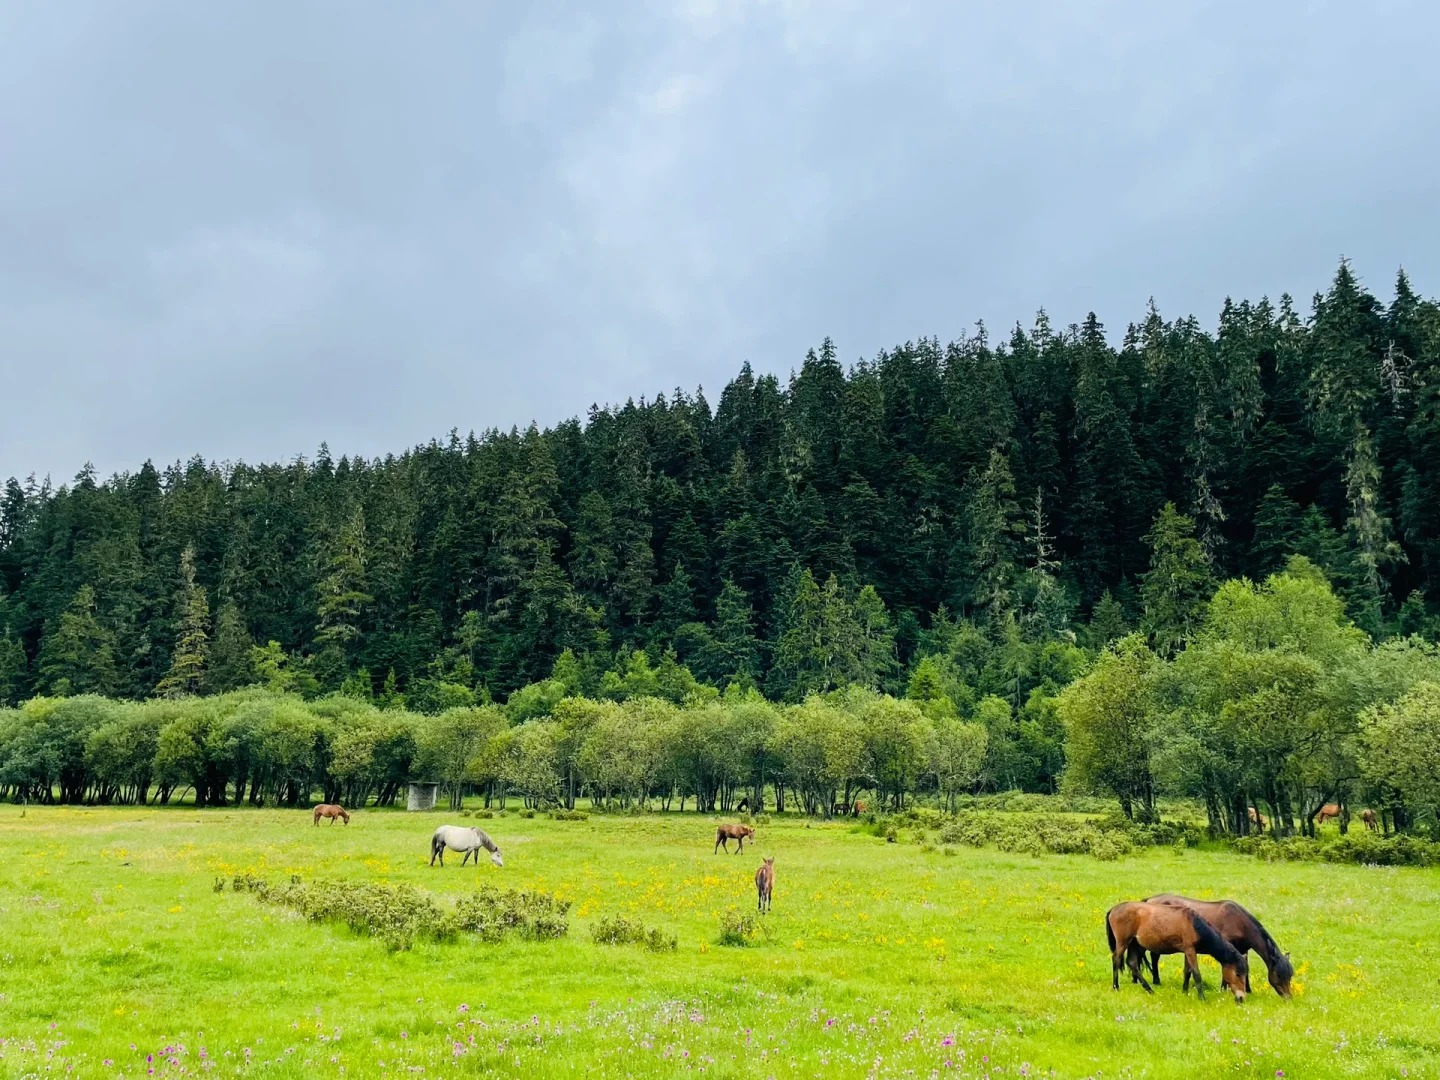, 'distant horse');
1106,901,1248,1002
313,804,350,826
1360,809,1378,832
430,825,503,868
1247,806,1266,833
755,857,774,913
714,823,755,854
1313,803,1342,825
736,797,751,813
1144,894,1293,998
